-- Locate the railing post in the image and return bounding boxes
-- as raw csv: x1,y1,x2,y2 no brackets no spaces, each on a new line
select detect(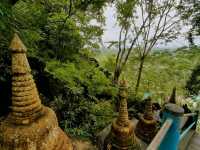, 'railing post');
159,103,184,150
193,110,199,130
